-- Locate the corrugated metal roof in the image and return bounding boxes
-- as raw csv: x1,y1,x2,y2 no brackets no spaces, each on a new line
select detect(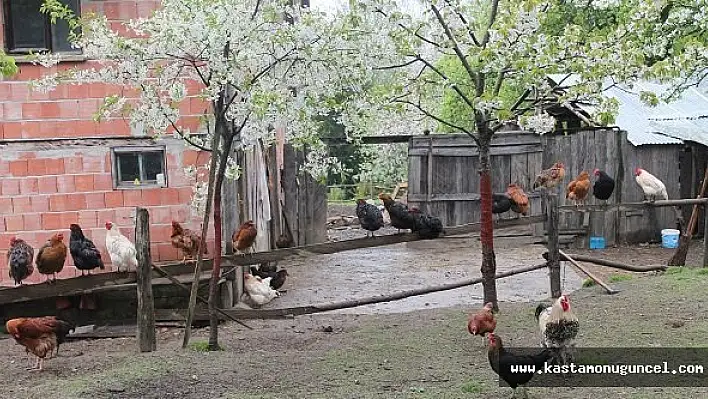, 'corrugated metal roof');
547,75,708,146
